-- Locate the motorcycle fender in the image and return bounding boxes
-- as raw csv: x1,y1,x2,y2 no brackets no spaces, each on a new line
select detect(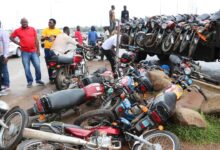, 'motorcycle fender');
83,83,105,98
194,37,199,44
186,35,190,41
171,35,174,44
